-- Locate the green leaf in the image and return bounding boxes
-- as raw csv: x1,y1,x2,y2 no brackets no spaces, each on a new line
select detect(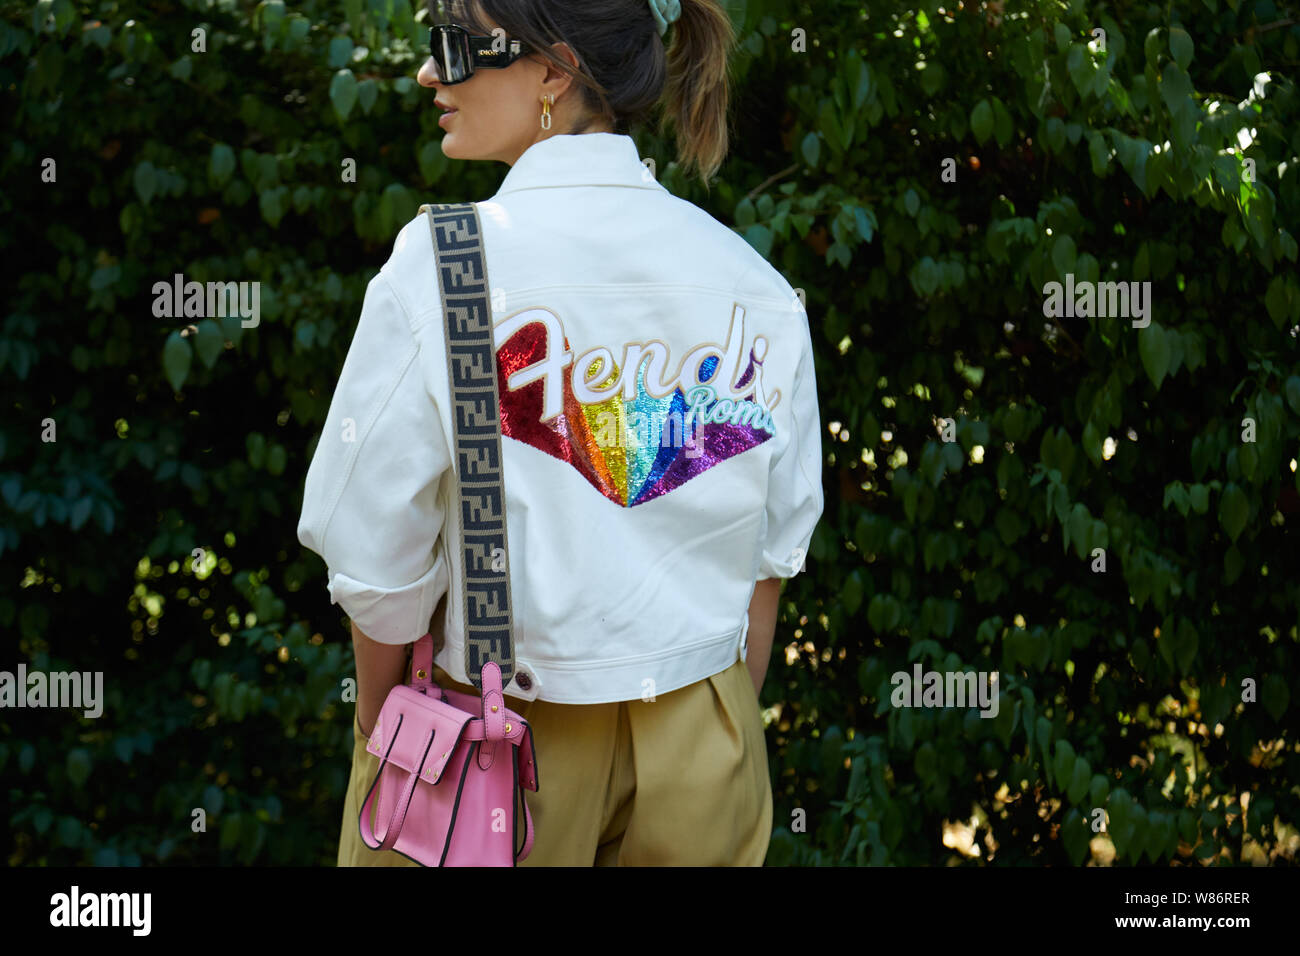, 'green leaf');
328,35,353,69
1160,62,1194,115
204,783,225,816
1046,117,1066,153
32,805,53,834
1081,419,1103,467
1036,716,1052,763
743,224,773,258
1067,503,1090,559
66,748,92,787
292,185,314,214
1089,774,1110,807
841,569,864,615
867,594,901,633
209,143,236,186
1185,486,1211,515
357,78,378,114
1163,480,1190,516
1218,482,1249,542
801,132,820,167
1174,618,1198,673
323,273,343,302
287,14,309,45
133,161,157,204
914,257,939,297
1261,674,1289,721
162,331,192,392
56,816,83,848
70,497,93,531
1169,27,1193,70
1138,323,1169,389
1144,27,1163,67
418,140,446,185
920,61,944,97
330,69,358,121
247,433,267,469
1067,44,1093,97
1224,545,1244,583
853,207,875,243
1067,755,1091,804
267,444,287,477
194,320,224,369
1285,376,1300,415
734,197,756,228
1062,811,1092,864
1264,276,1289,324
1088,131,1109,175
970,99,993,144
1239,440,1258,481
219,314,244,349
914,741,939,783
259,186,289,228
1188,484,1209,514
991,97,1013,147
820,725,845,779
1131,241,1150,280
1051,234,1076,278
